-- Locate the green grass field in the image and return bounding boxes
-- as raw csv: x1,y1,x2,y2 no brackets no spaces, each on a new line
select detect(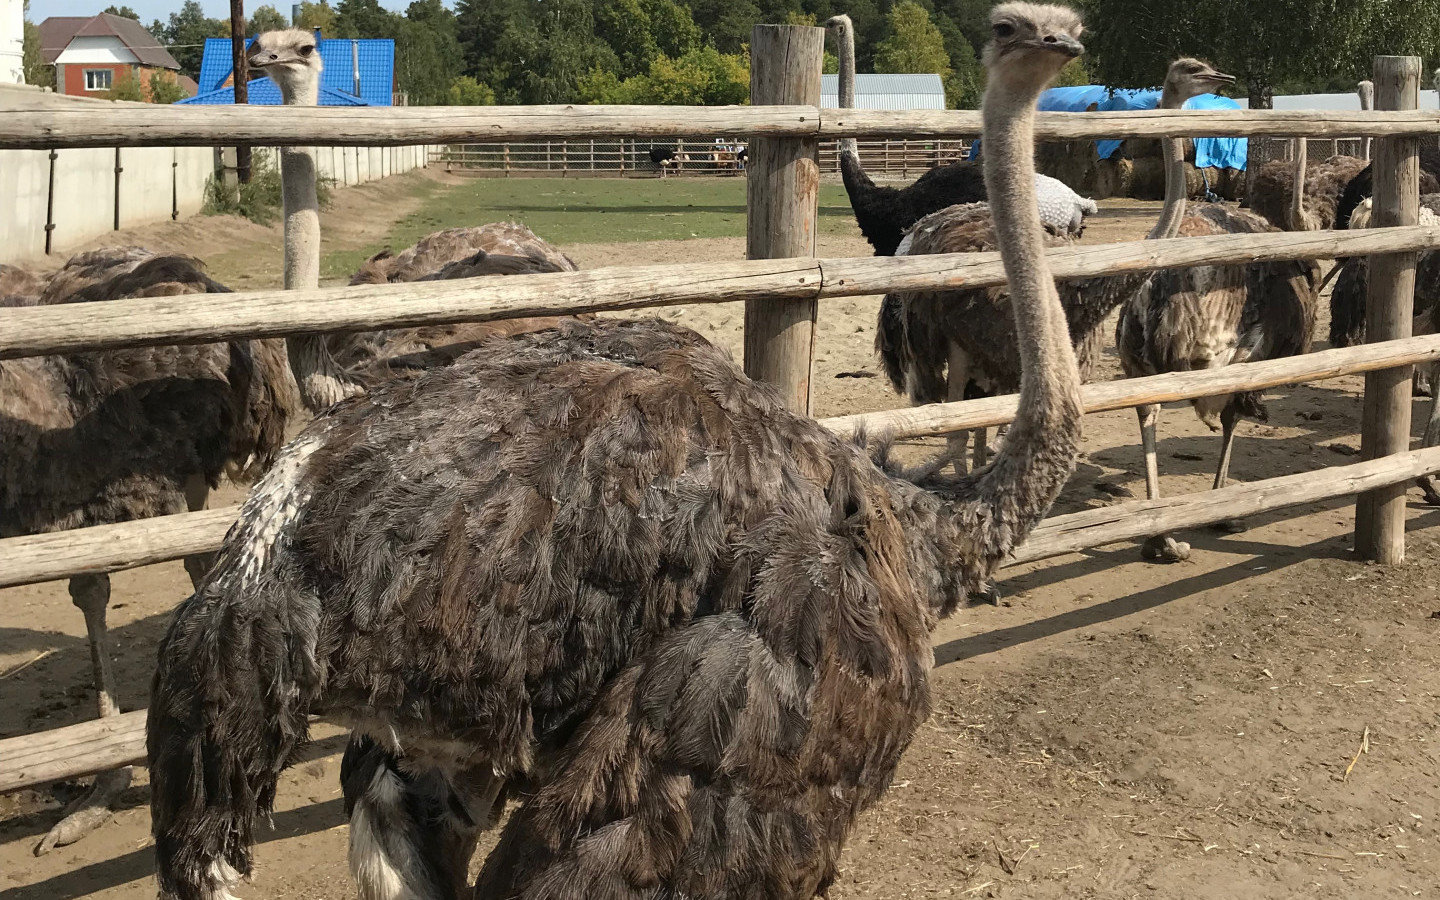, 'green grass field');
322,175,856,278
